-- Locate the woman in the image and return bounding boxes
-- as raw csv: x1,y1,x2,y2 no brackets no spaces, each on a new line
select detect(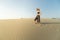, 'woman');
34,12,40,24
